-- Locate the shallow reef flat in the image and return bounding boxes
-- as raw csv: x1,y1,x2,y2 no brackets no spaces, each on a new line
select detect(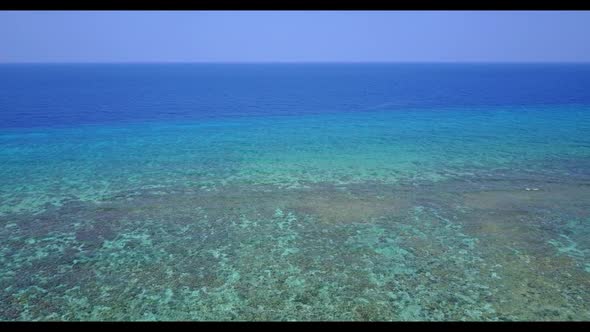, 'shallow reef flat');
1,167,589,321
1,104,590,320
